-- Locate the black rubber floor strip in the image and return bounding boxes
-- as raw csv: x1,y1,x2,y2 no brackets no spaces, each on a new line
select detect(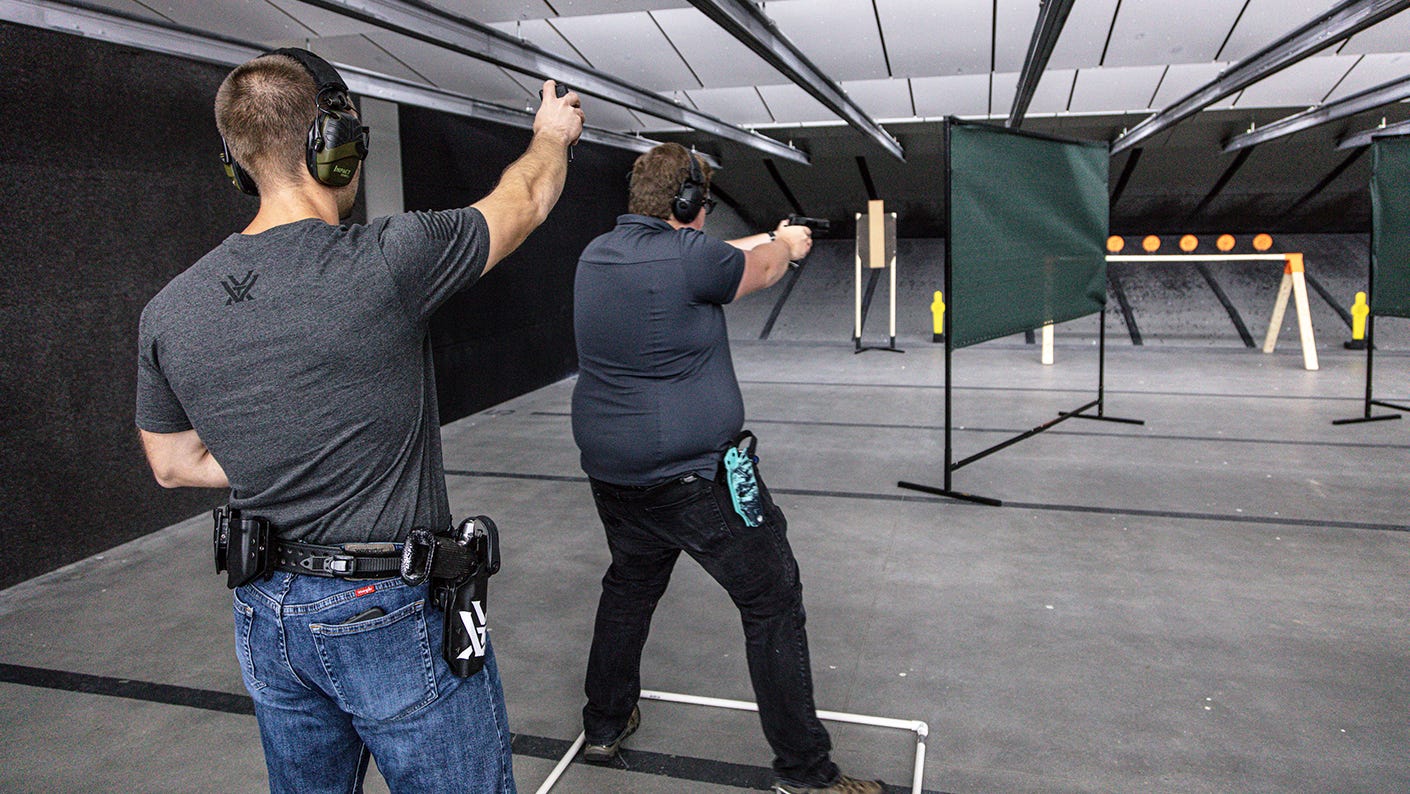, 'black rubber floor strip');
735,378,1390,403
0,667,941,793
443,471,1408,534
0,663,254,715
527,411,1410,451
